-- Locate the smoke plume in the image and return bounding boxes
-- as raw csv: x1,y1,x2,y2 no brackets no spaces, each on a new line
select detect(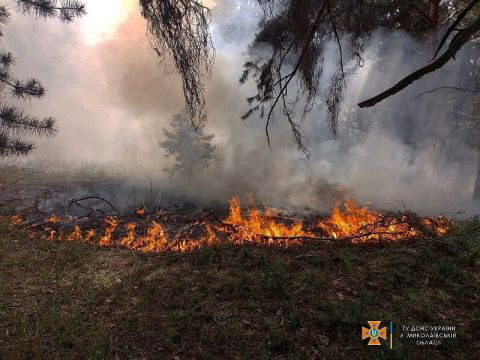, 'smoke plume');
1,0,478,216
